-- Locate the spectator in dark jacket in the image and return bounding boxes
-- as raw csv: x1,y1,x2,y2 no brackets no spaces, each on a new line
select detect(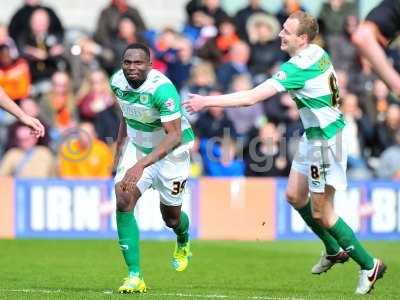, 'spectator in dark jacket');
94,0,146,47
8,0,64,47
234,0,267,41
